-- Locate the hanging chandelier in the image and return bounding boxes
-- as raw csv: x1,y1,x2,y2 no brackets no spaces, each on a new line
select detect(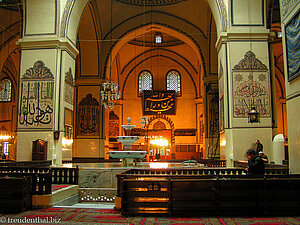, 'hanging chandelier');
101,80,121,109
100,0,121,110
